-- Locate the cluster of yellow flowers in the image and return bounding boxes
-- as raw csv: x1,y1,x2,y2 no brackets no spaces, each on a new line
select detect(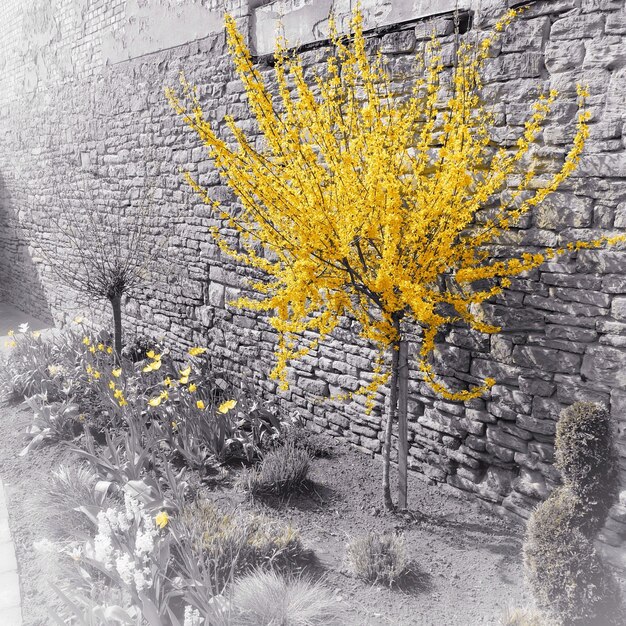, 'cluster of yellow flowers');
168,10,624,402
